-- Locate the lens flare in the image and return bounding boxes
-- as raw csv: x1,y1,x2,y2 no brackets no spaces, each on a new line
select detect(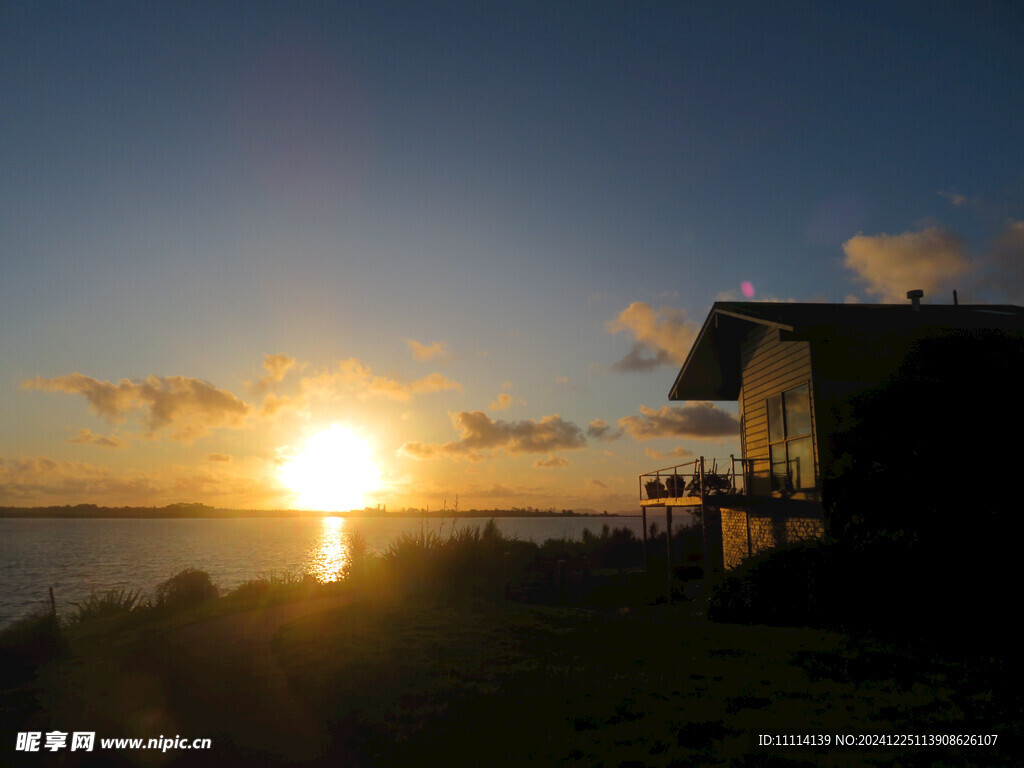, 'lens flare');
741,281,755,298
